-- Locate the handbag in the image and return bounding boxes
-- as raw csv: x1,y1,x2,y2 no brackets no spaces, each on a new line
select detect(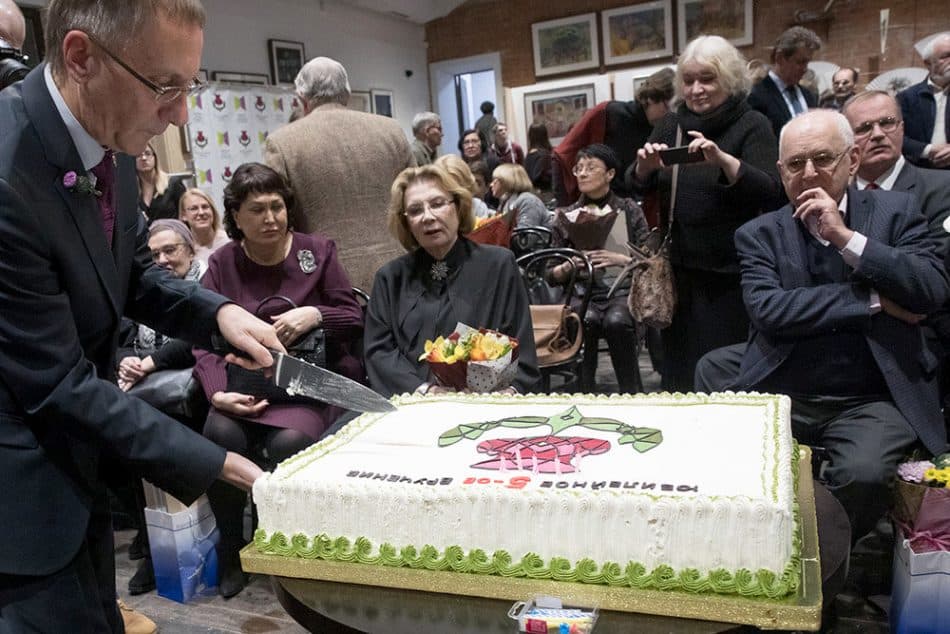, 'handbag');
127,367,204,420
611,127,681,330
225,295,326,403
529,304,582,366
